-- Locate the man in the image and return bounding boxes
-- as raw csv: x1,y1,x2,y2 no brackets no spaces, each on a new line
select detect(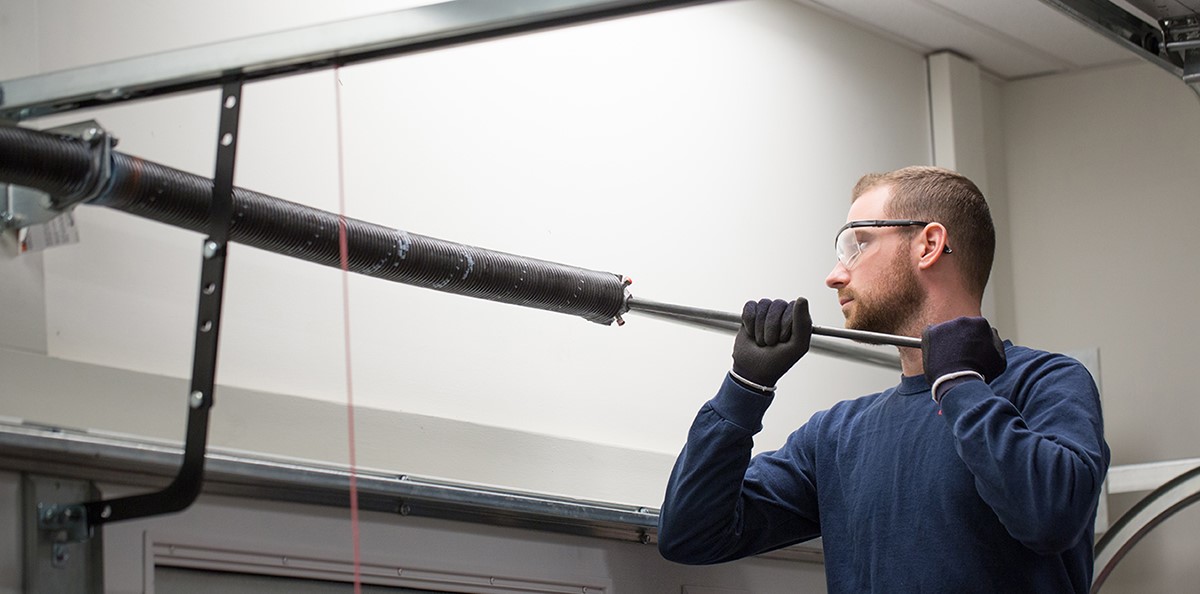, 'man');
657,167,1109,593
